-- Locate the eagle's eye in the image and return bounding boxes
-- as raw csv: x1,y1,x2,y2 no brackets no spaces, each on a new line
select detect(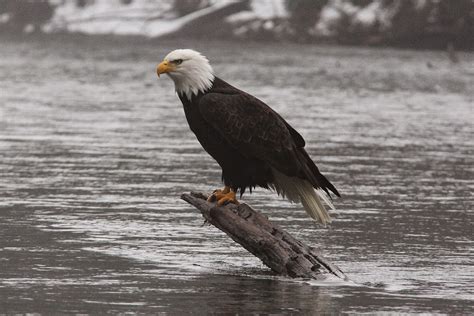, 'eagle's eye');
174,59,183,65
